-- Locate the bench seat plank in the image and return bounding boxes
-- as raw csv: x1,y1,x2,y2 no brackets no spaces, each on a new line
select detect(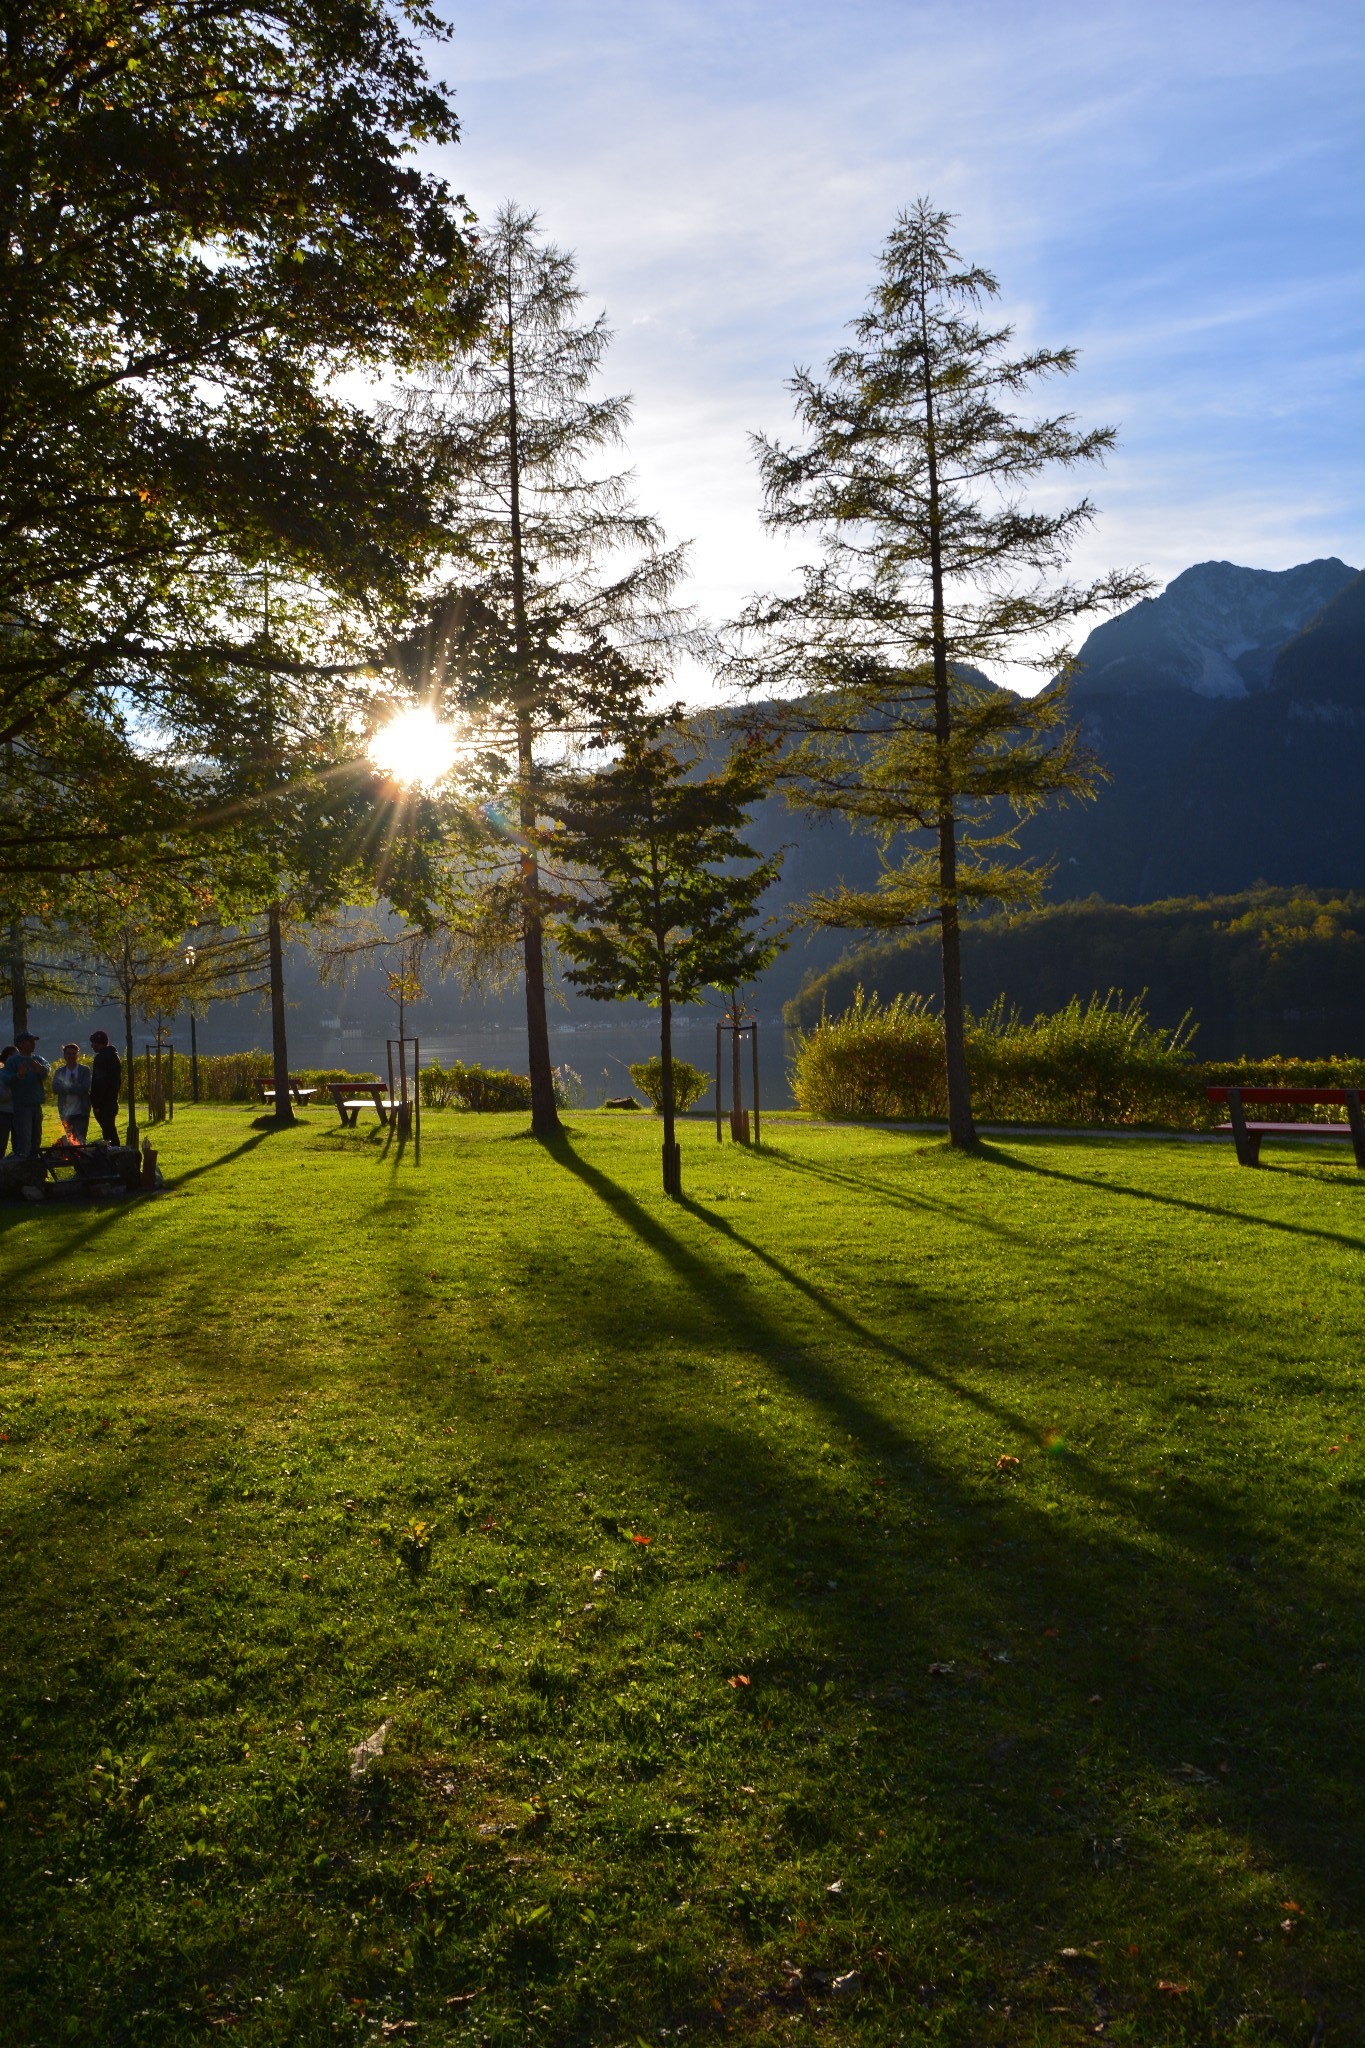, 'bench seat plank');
1216,1121,1352,1138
